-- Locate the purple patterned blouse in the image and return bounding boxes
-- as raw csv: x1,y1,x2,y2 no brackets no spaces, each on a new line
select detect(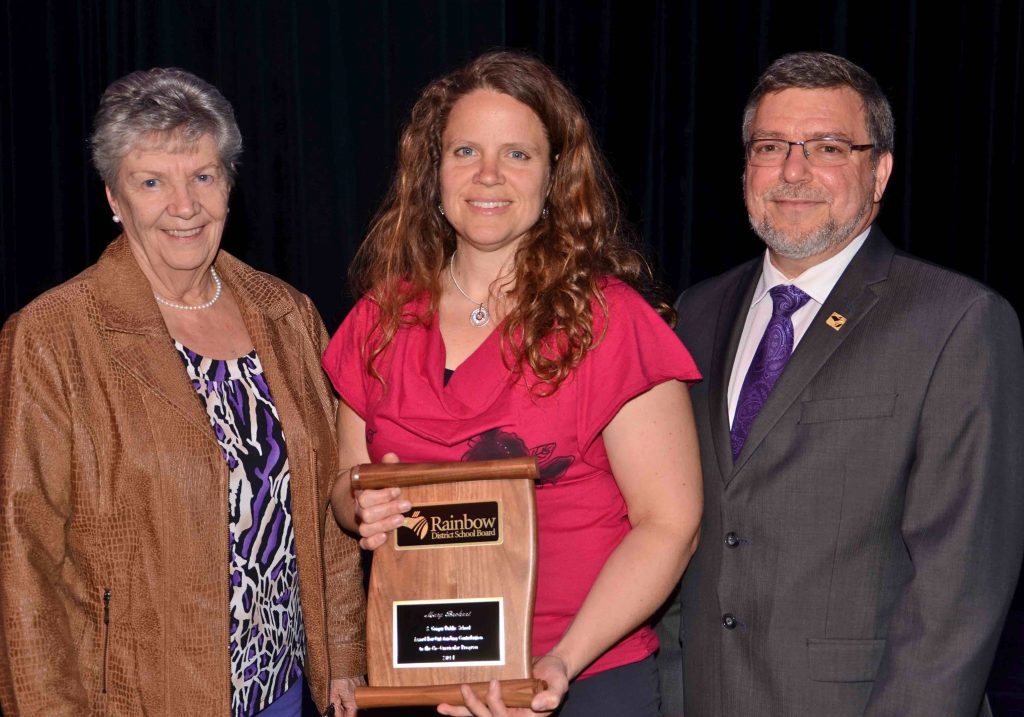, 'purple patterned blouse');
176,342,306,717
